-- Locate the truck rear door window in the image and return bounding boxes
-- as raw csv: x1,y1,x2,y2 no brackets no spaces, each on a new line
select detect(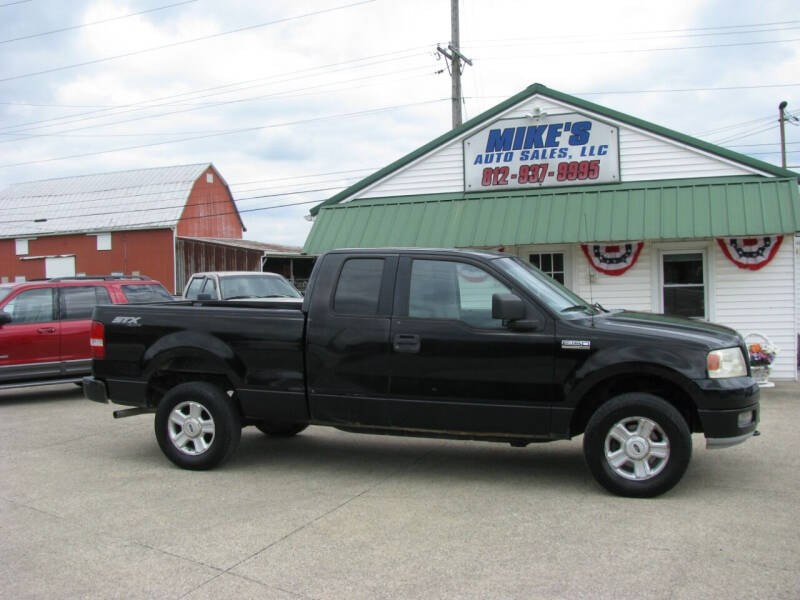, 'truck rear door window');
333,259,384,315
